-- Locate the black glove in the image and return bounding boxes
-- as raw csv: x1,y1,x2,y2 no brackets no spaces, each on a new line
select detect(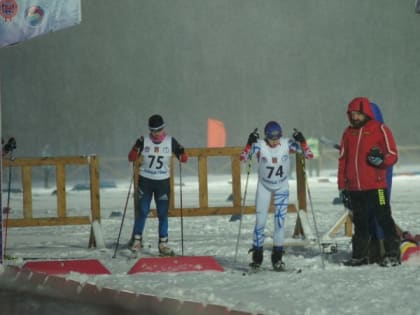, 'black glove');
135,138,142,148
340,190,352,209
4,137,16,152
367,147,384,167
247,129,259,145
292,129,305,143
175,146,185,156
